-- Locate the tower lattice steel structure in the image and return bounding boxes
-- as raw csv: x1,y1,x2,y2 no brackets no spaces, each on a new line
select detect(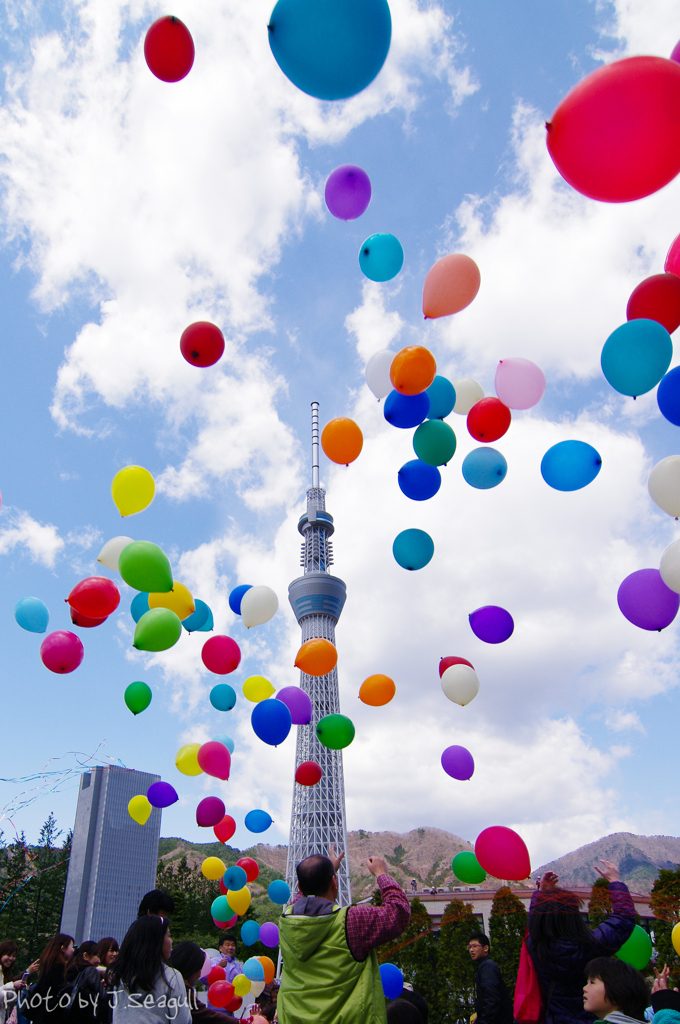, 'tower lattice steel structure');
285,402,351,906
